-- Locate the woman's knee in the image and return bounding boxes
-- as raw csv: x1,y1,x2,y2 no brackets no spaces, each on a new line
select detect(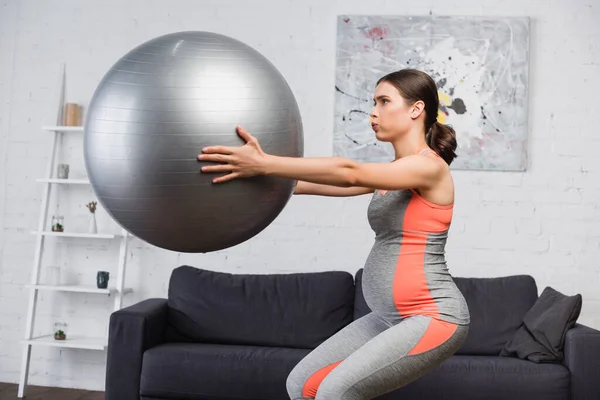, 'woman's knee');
286,367,305,398
314,377,357,400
